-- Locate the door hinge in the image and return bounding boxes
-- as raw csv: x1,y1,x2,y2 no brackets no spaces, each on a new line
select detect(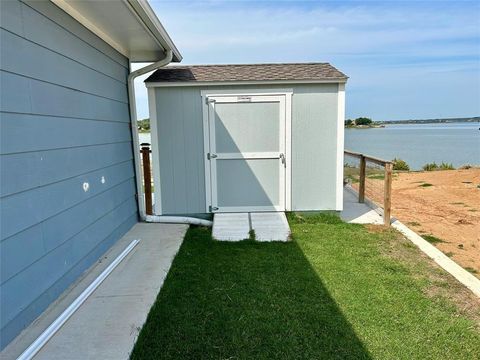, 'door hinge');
207,153,217,160
209,205,219,212
206,98,216,105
